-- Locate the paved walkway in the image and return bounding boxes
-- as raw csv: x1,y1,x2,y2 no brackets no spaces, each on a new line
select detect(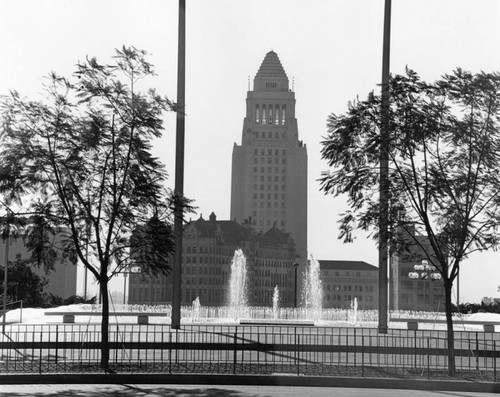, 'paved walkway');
0,384,499,397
